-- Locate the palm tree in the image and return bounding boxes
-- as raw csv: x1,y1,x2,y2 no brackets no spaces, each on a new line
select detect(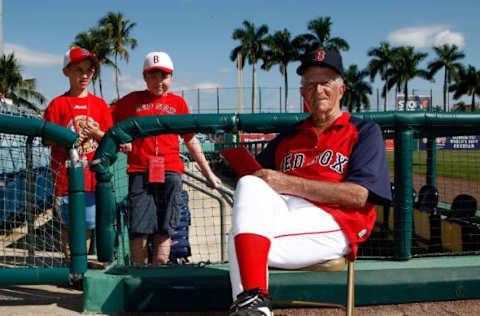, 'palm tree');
230,20,269,113
449,65,480,112
427,44,465,111
451,101,470,112
73,27,116,99
367,42,397,111
341,65,372,112
262,29,307,112
99,12,137,100
0,53,45,113
386,46,430,111
303,16,349,53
